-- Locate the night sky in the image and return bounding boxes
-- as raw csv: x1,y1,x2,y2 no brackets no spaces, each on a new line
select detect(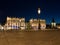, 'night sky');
0,0,60,24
